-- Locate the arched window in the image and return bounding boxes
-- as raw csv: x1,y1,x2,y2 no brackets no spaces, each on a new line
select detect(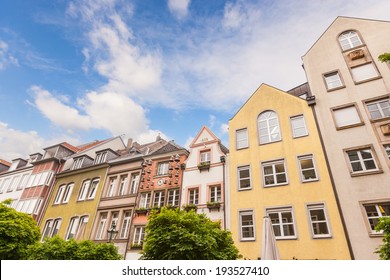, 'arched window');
338,31,362,51
258,110,281,144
